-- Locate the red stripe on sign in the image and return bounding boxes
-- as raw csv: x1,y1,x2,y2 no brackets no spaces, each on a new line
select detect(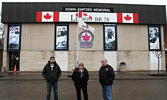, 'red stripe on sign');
36,12,42,22
133,13,139,23
79,10,82,18
117,13,123,23
53,12,59,22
